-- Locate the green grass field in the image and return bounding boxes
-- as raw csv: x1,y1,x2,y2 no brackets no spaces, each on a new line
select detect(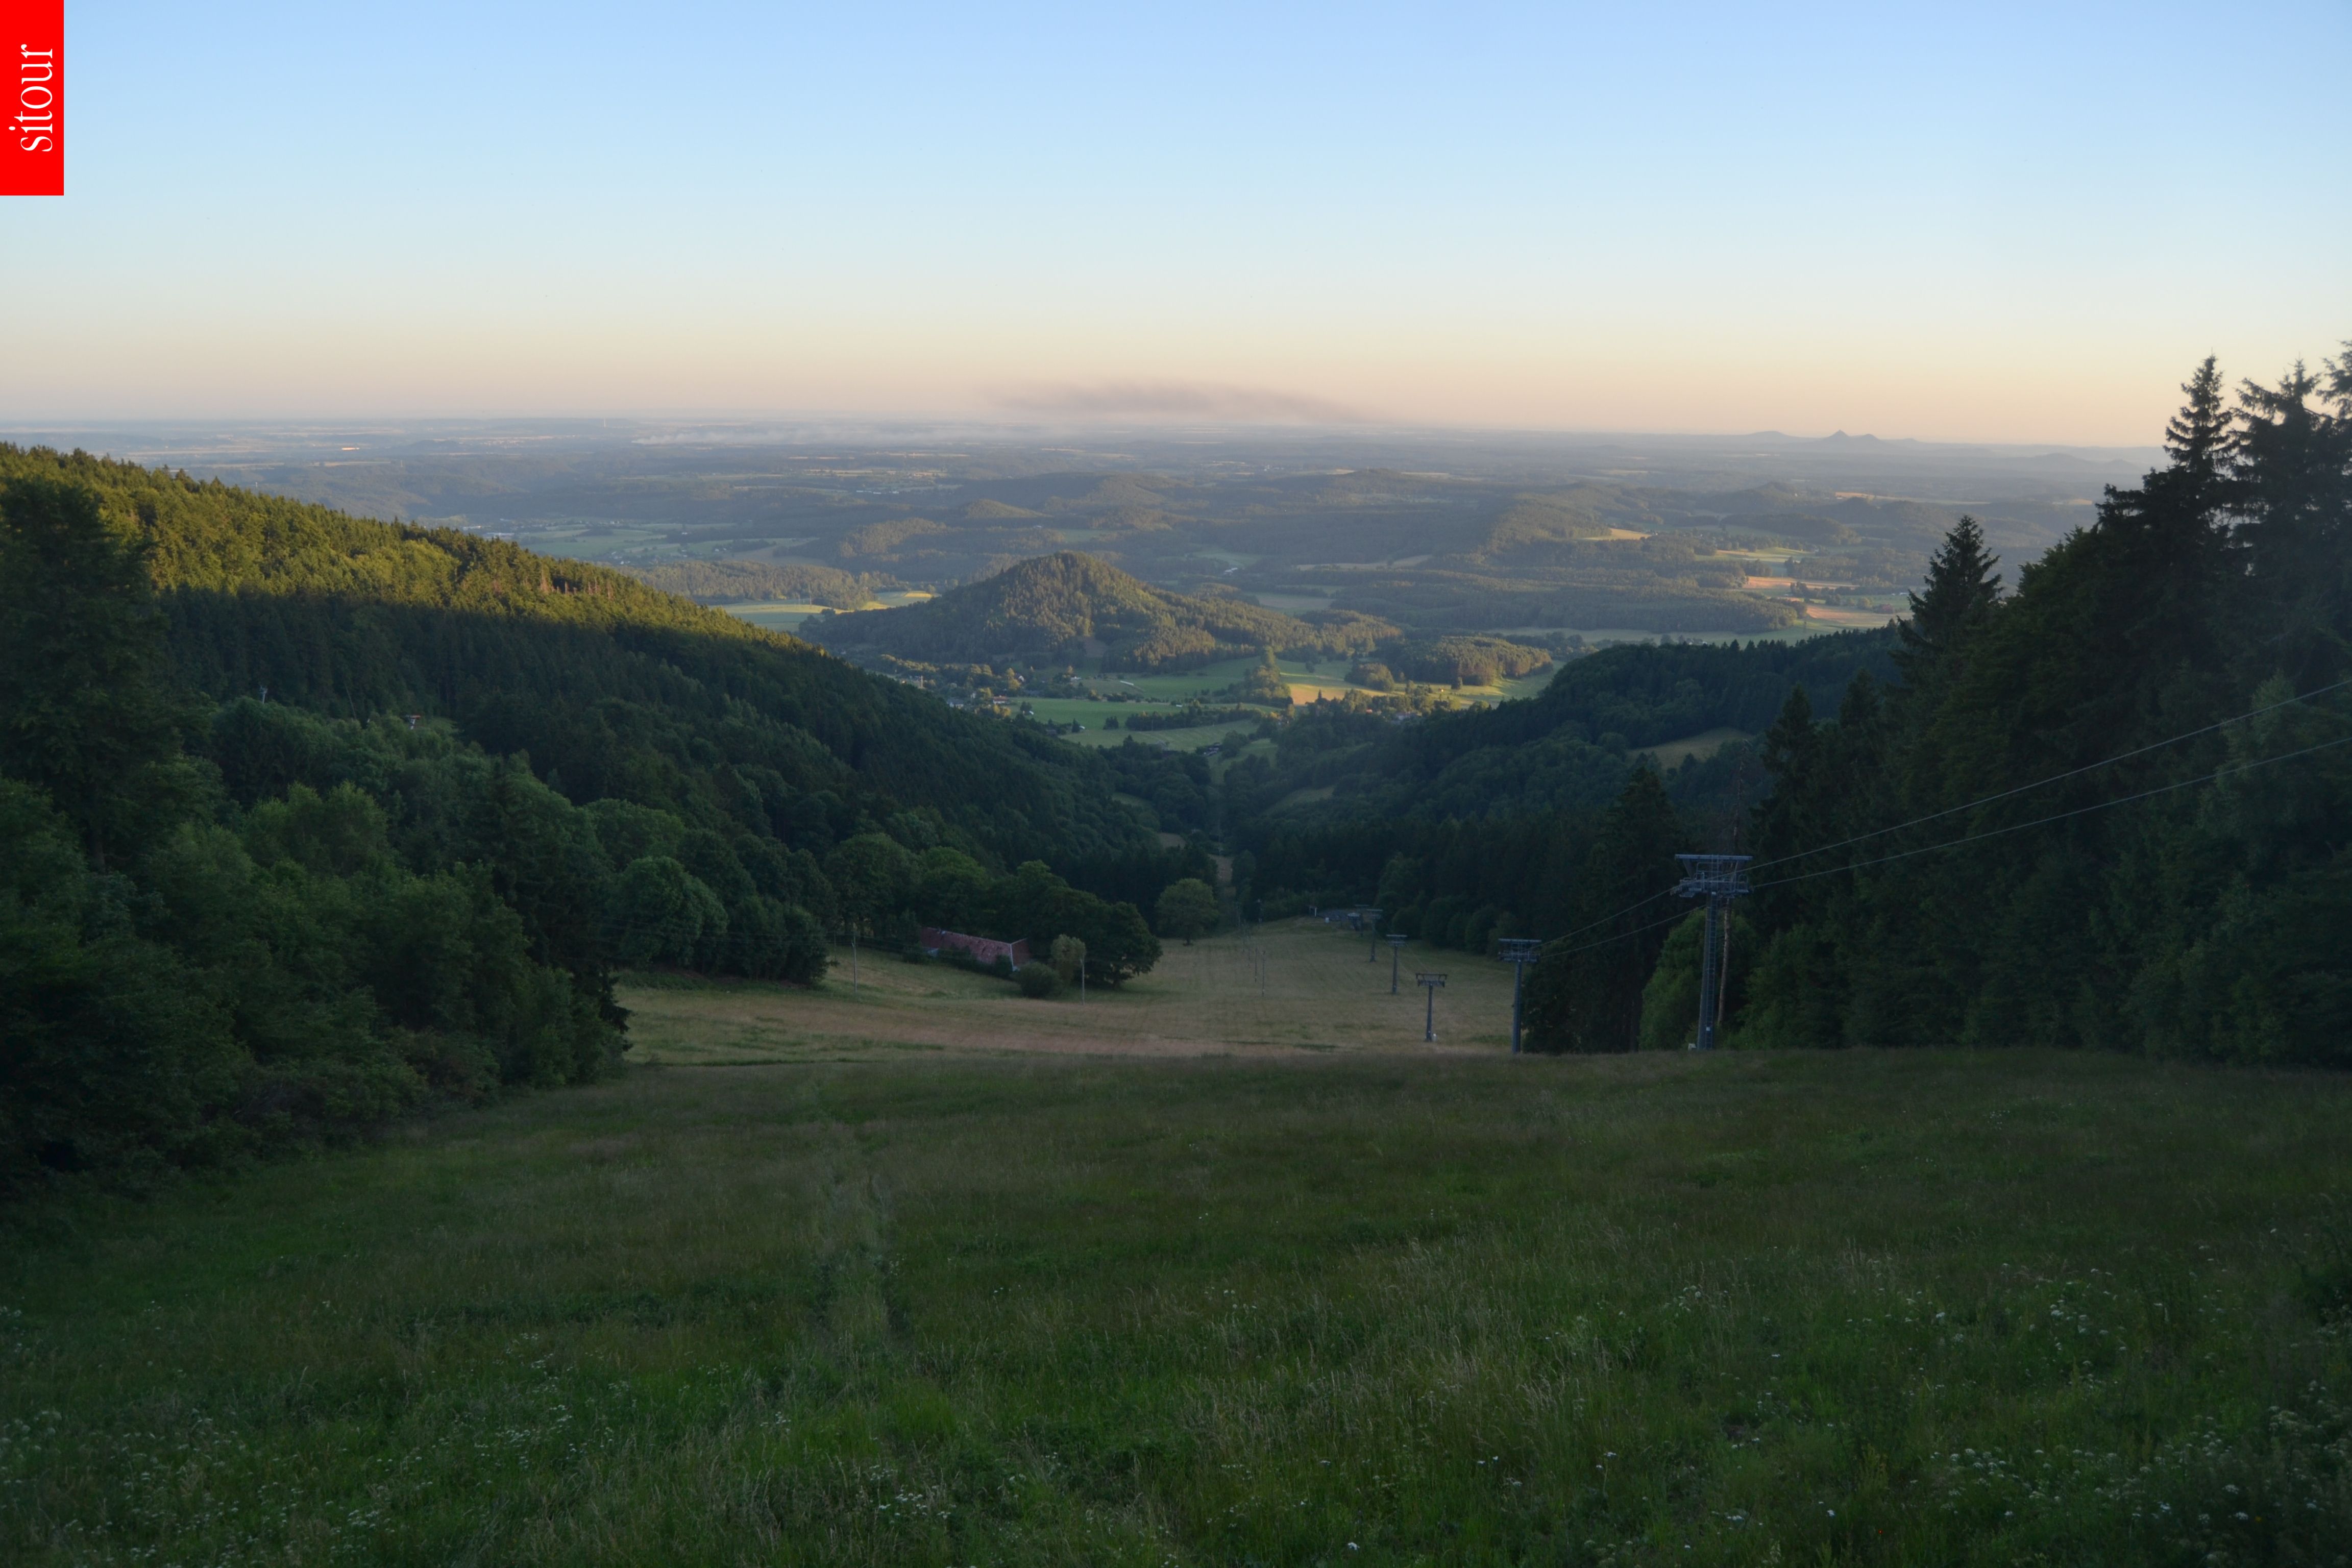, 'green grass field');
8,927,2352,1565
1101,657,1270,703
625,922,1516,1063
719,591,938,635
718,600,829,631
1015,656,1559,753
